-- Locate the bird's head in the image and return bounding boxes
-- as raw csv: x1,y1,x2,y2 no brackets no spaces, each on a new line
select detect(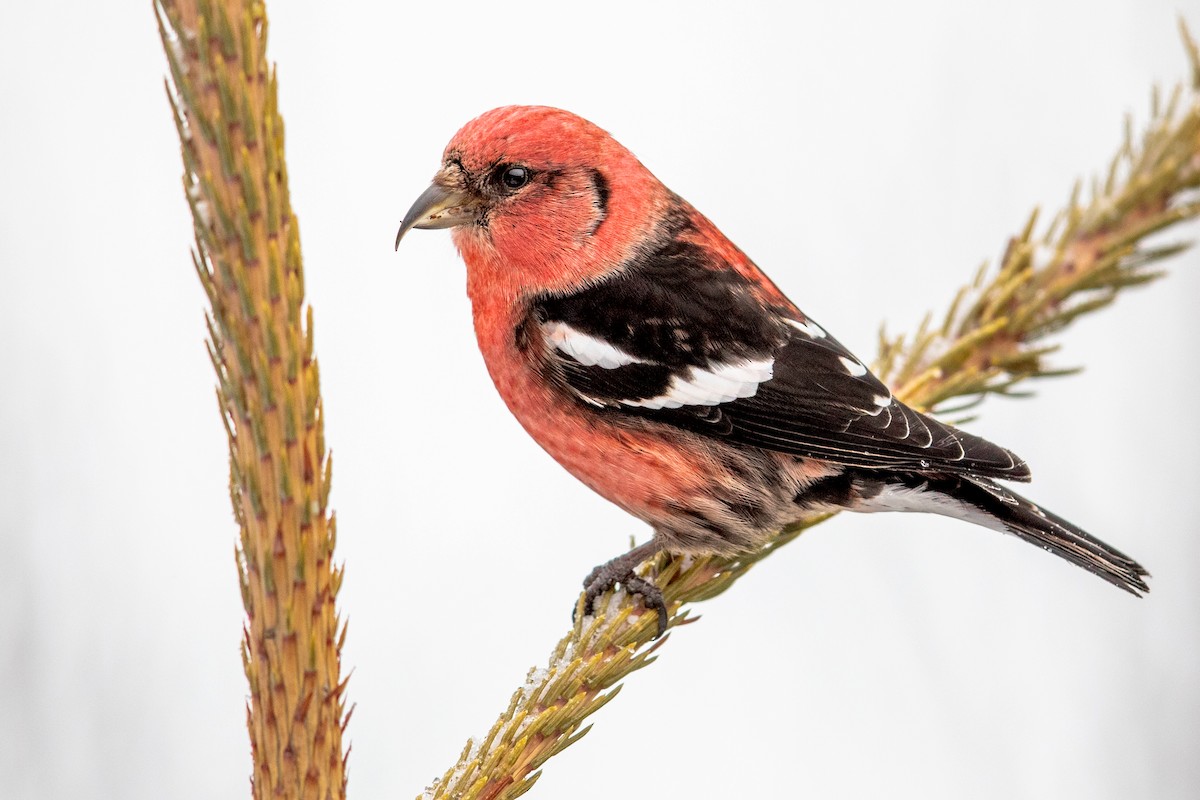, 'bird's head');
395,106,667,298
